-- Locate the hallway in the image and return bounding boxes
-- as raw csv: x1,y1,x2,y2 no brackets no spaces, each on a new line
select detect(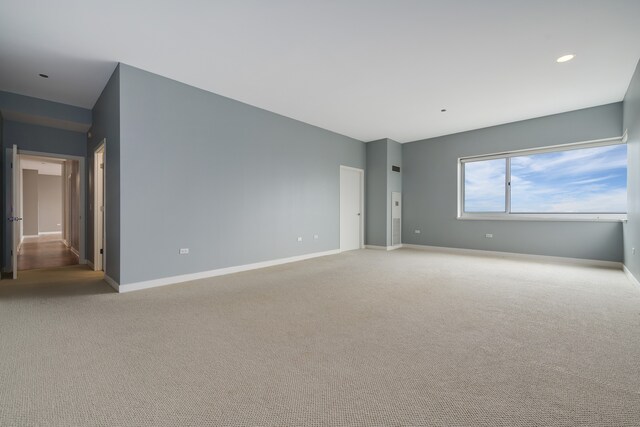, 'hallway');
18,233,79,271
